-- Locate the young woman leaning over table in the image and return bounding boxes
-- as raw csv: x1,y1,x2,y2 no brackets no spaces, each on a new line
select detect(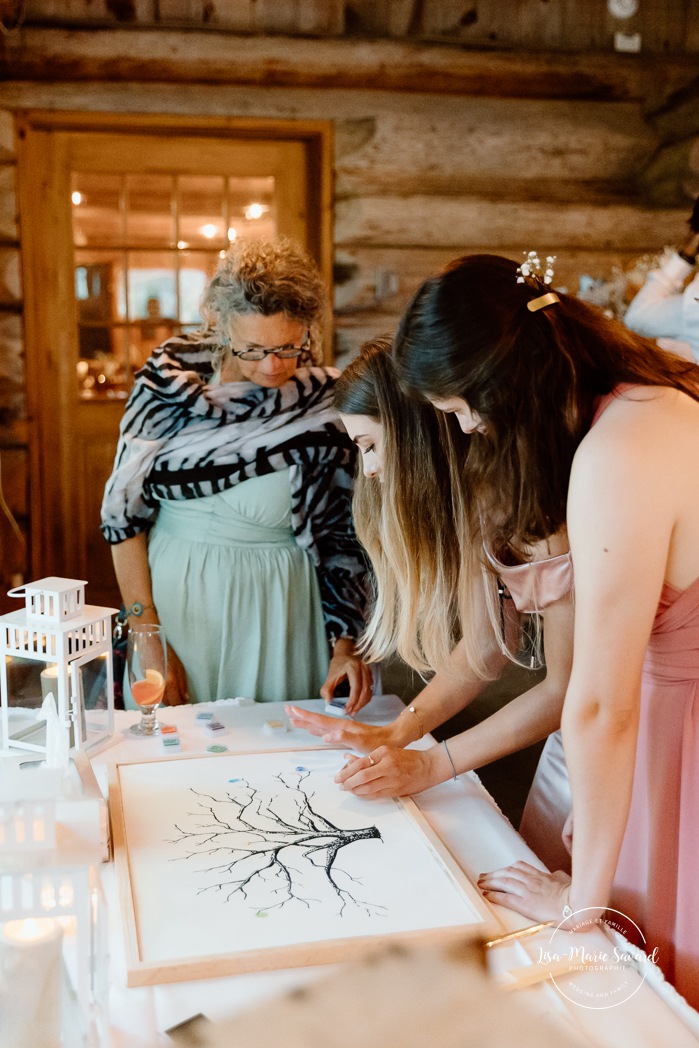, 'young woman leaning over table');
297,255,699,1008
288,335,576,874
101,237,372,712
